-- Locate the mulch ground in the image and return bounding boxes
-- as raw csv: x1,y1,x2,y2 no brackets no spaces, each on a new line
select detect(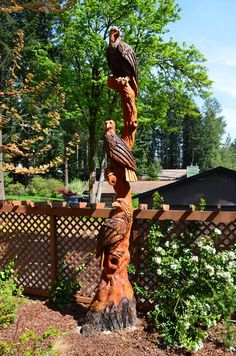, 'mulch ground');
0,297,234,355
